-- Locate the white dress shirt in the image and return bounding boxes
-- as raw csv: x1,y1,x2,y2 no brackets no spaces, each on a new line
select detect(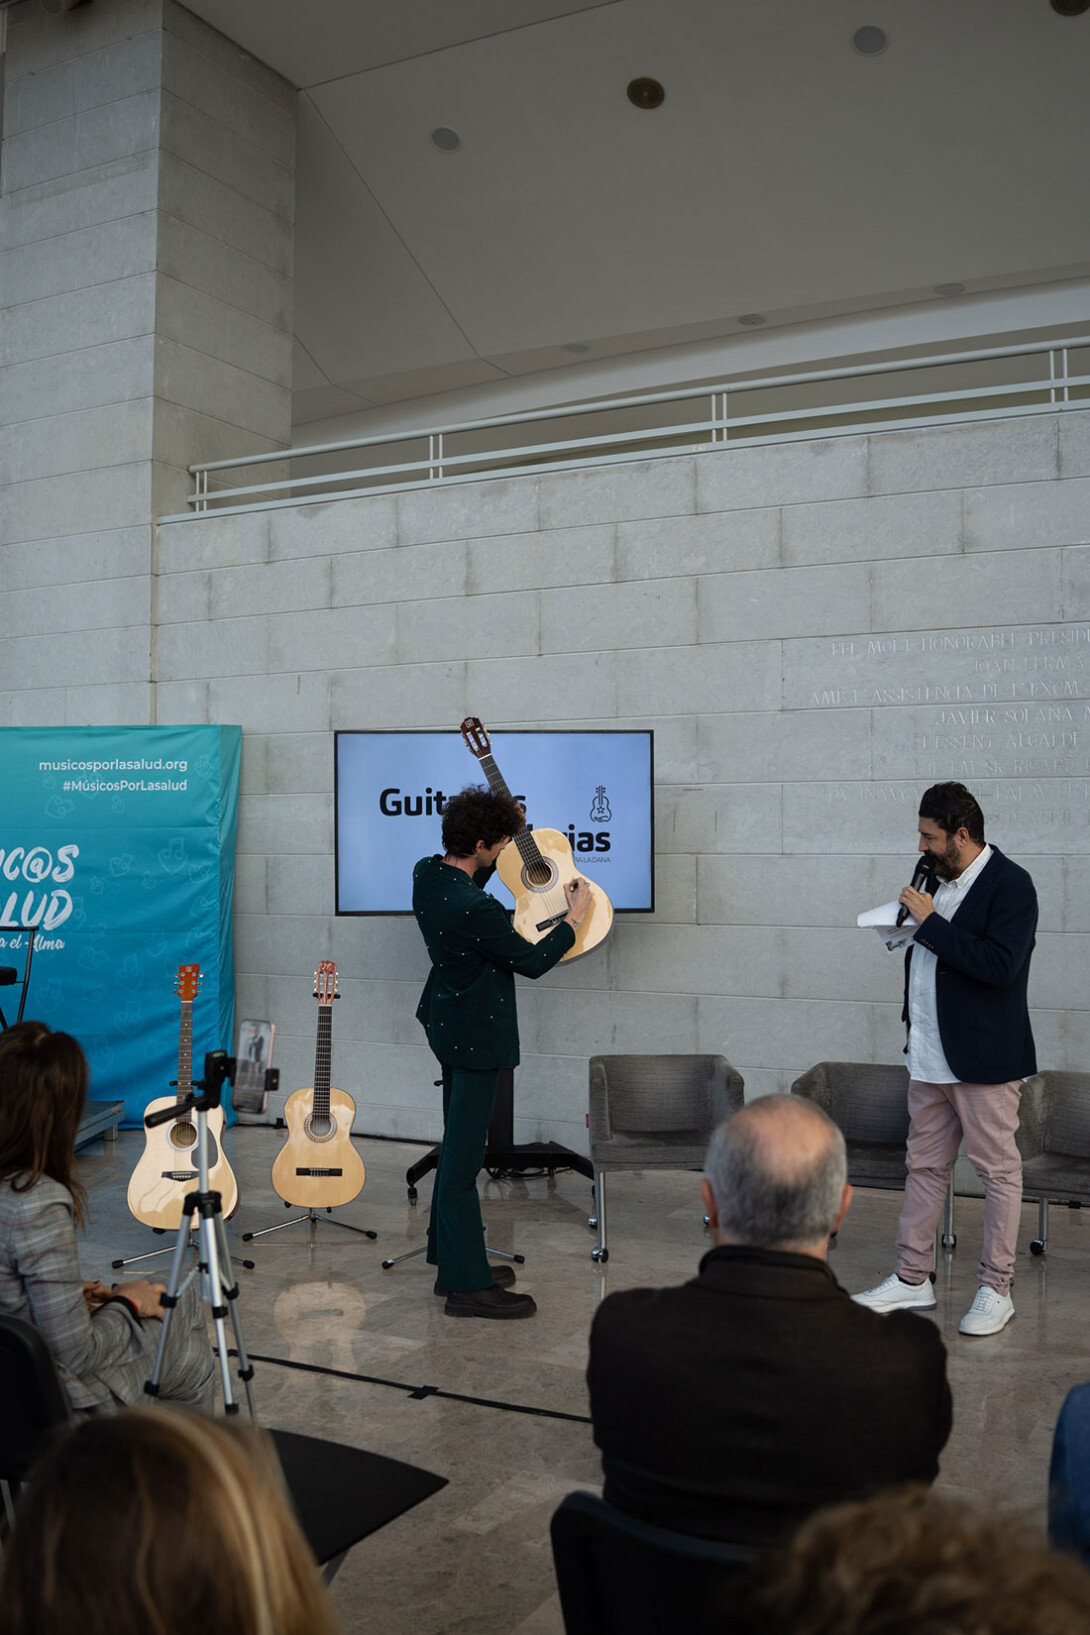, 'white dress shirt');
906,844,993,1084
